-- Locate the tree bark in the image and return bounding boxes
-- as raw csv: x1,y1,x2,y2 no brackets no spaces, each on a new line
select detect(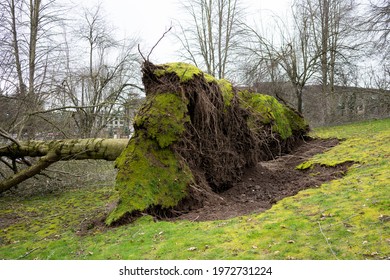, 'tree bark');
0,138,129,193
0,138,128,160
